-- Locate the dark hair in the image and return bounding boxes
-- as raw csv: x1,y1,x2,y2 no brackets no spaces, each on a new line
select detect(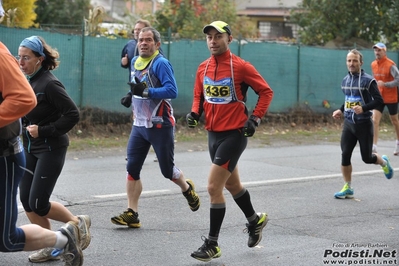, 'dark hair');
222,25,232,36
31,36,59,70
140,27,161,43
348,49,363,64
